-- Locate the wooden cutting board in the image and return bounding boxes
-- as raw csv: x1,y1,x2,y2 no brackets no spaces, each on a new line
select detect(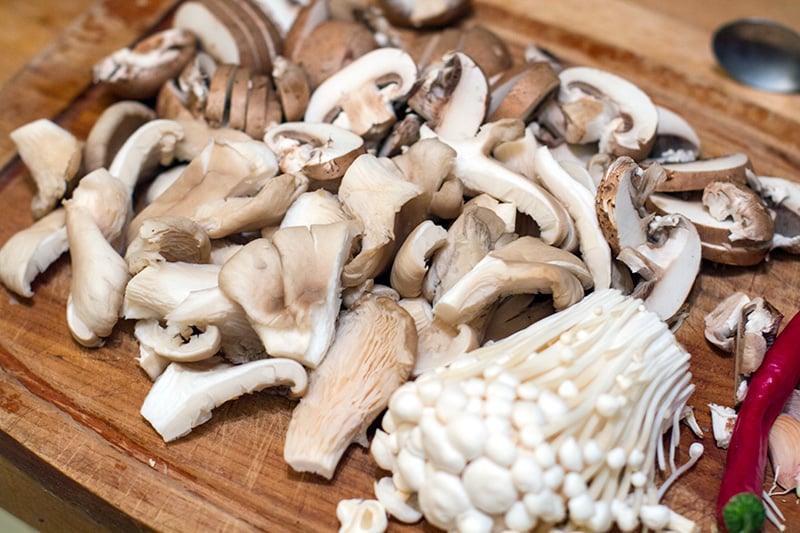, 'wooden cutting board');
0,1,799,531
